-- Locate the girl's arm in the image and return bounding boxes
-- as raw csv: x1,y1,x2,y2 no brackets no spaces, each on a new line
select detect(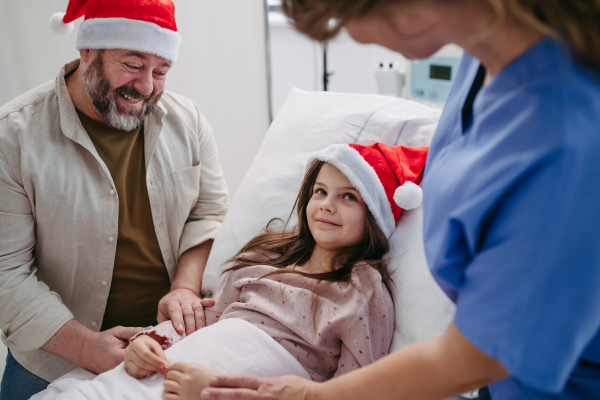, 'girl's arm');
201,322,508,400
